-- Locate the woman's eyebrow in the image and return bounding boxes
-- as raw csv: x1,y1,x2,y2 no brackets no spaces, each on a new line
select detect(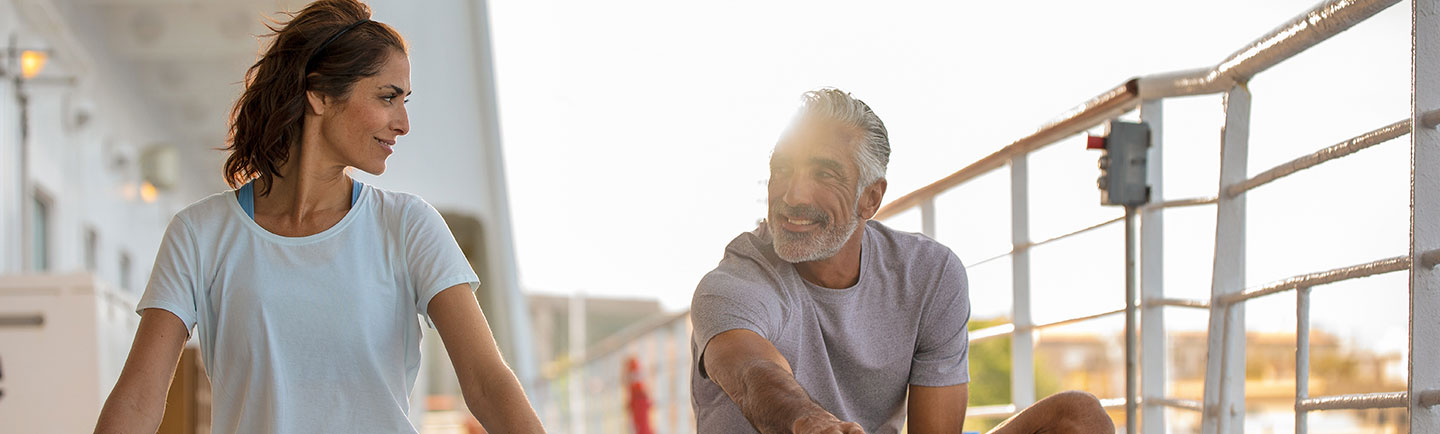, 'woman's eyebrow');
380,84,412,96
